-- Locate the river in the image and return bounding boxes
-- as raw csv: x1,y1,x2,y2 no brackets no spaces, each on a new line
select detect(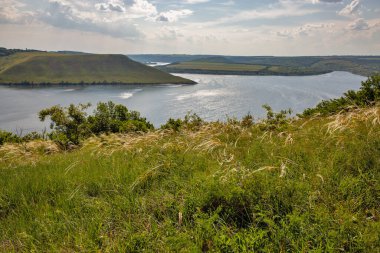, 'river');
0,71,366,133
